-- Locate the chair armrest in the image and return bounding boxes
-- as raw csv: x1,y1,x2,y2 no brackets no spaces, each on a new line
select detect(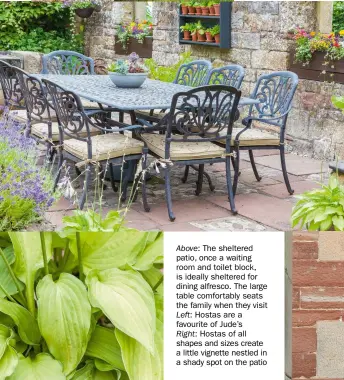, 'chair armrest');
242,106,292,126
136,118,167,133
